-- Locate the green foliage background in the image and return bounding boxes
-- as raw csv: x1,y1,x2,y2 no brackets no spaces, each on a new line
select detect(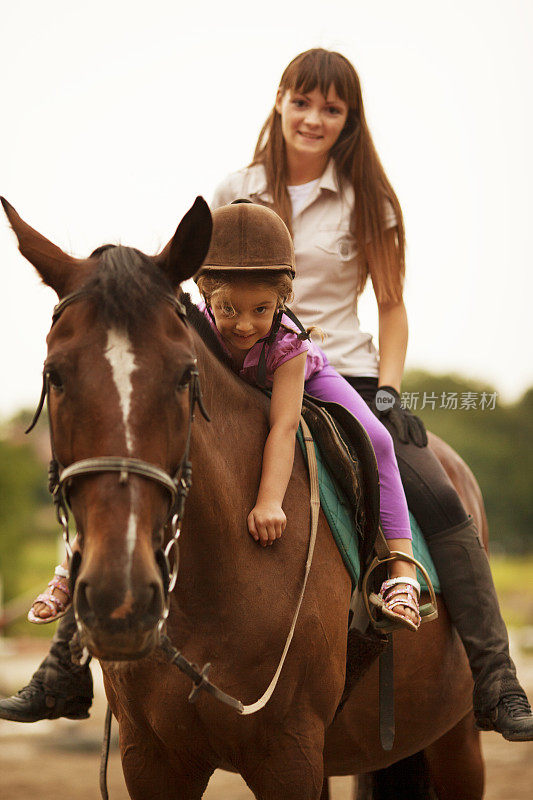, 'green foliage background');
0,413,57,629
402,372,532,555
0,439,47,599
